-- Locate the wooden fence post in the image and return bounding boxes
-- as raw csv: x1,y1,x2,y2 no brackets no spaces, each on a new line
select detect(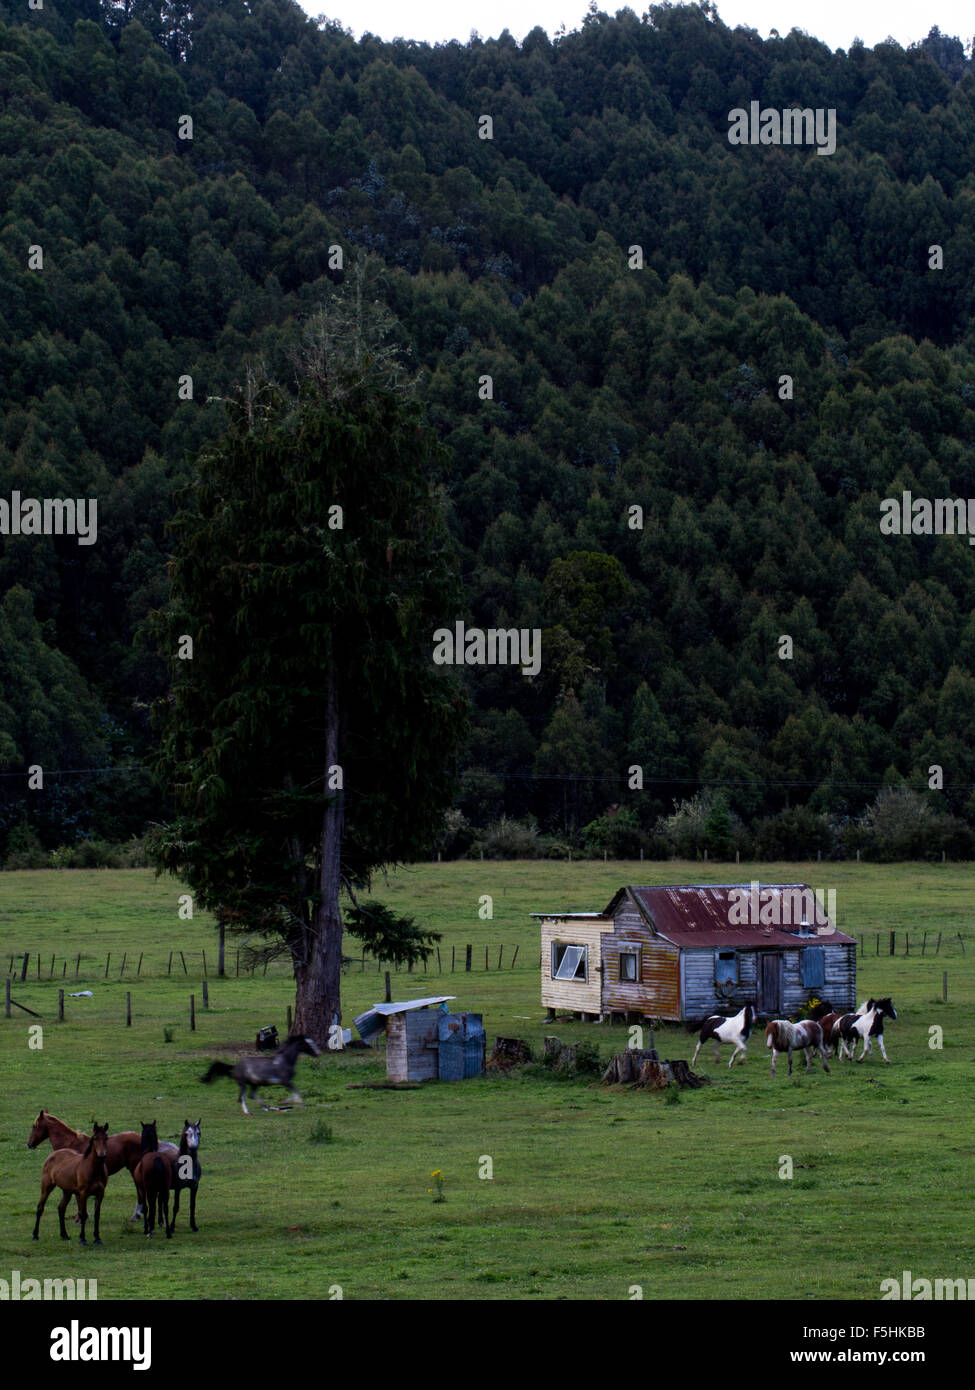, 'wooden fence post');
384,971,391,1004
958,934,966,955
202,950,207,978
889,931,895,956
202,981,209,1009
168,951,173,975
180,951,187,975
936,932,942,954
137,952,143,977
36,954,40,979
286,1005,292,1033
437,947,442,973
75,953,80,978
49,953,55,979
466,945,472,972
21,952,28,982
126,992,131,1027
104,953,111,978
235,949,239,977
512,945,519,967
498,945,503,969
943,971,948,1002
484,946,488,971
219,922,226,978
190,994,195,1031
119,953,126,978
922,932,927,956
5,978,11,1017
451,946,455,972
905,934,909,956
58,989,64,1022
